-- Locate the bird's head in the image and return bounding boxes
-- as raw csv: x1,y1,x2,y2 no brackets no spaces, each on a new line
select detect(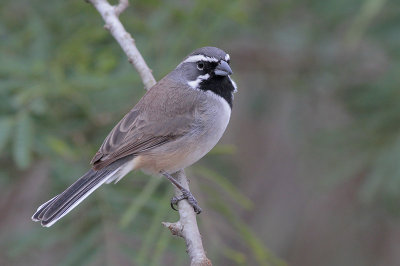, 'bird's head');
175,47,237,107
